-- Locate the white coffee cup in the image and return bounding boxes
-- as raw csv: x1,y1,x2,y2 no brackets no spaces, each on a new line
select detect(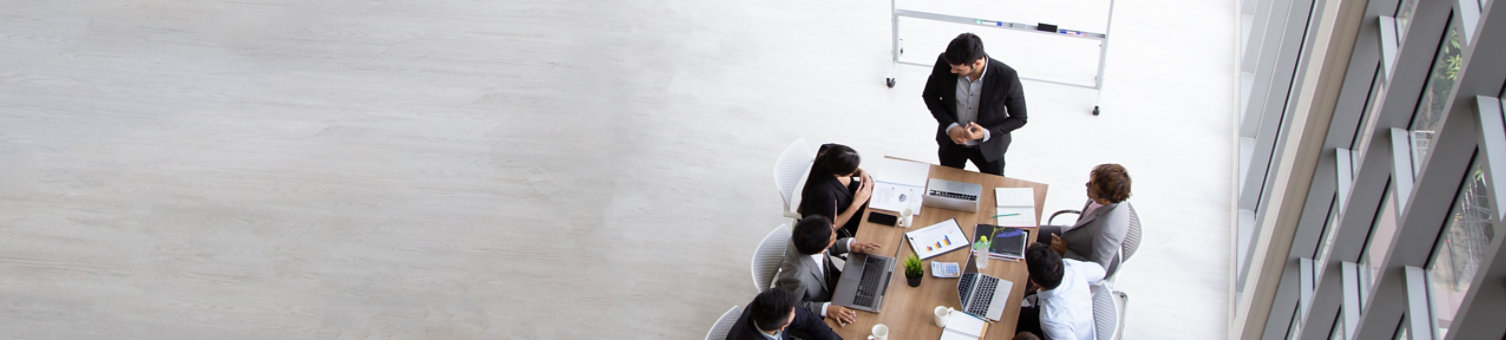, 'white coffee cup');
933,306,954,327
899,208,914,227
867,324,889,340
